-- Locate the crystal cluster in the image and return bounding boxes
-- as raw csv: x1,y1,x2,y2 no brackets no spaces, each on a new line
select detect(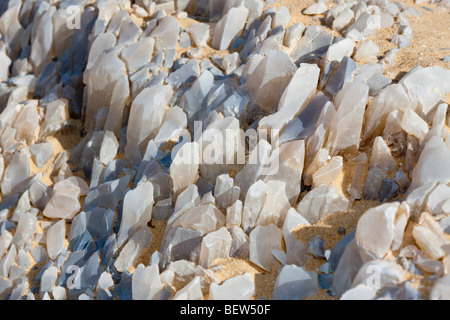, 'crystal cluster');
0,0,449,301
